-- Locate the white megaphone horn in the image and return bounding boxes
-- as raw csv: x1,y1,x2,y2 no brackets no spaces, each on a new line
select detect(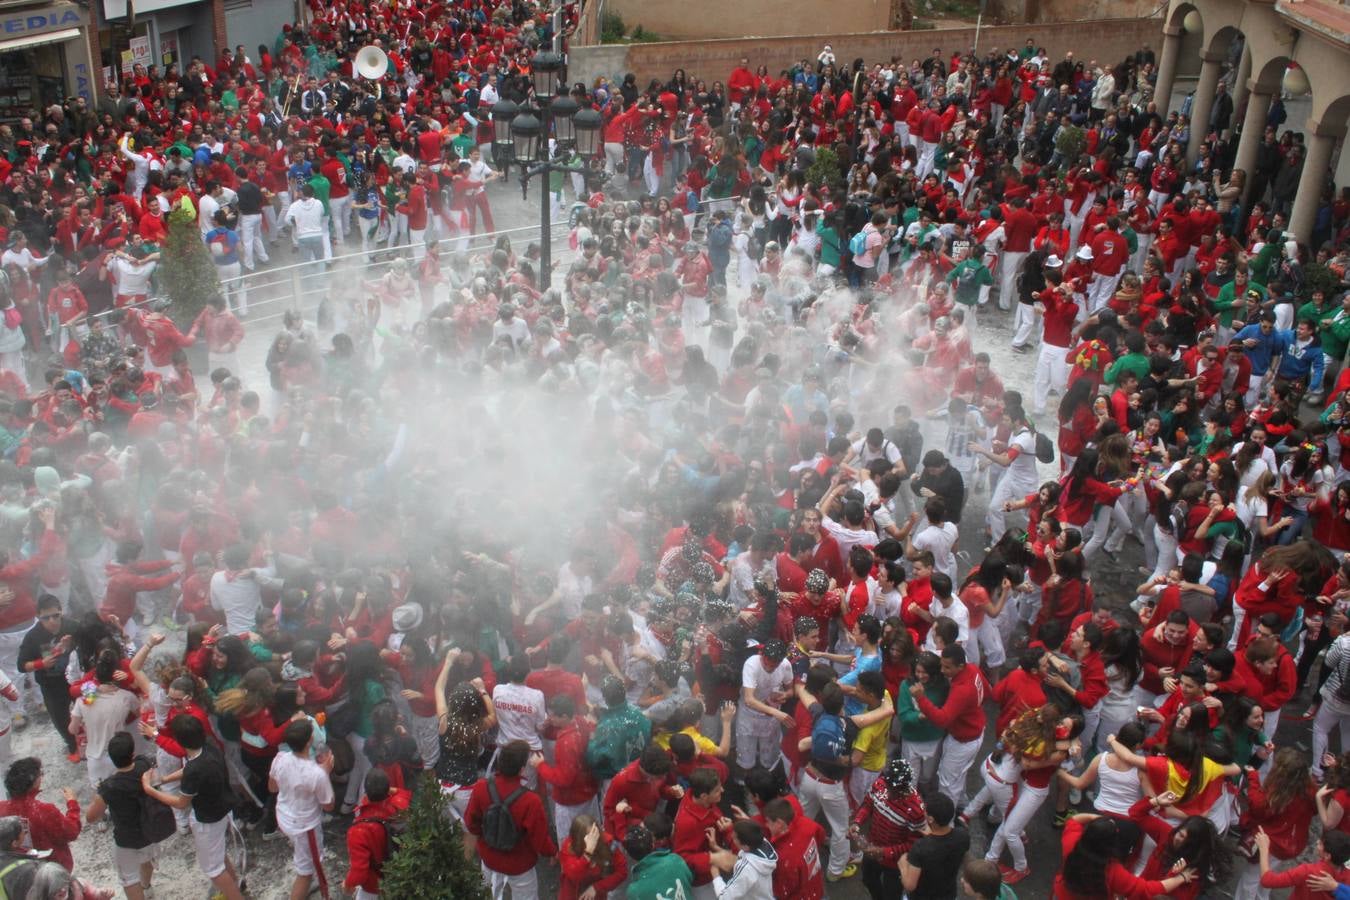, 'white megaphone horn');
355,46,389,81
